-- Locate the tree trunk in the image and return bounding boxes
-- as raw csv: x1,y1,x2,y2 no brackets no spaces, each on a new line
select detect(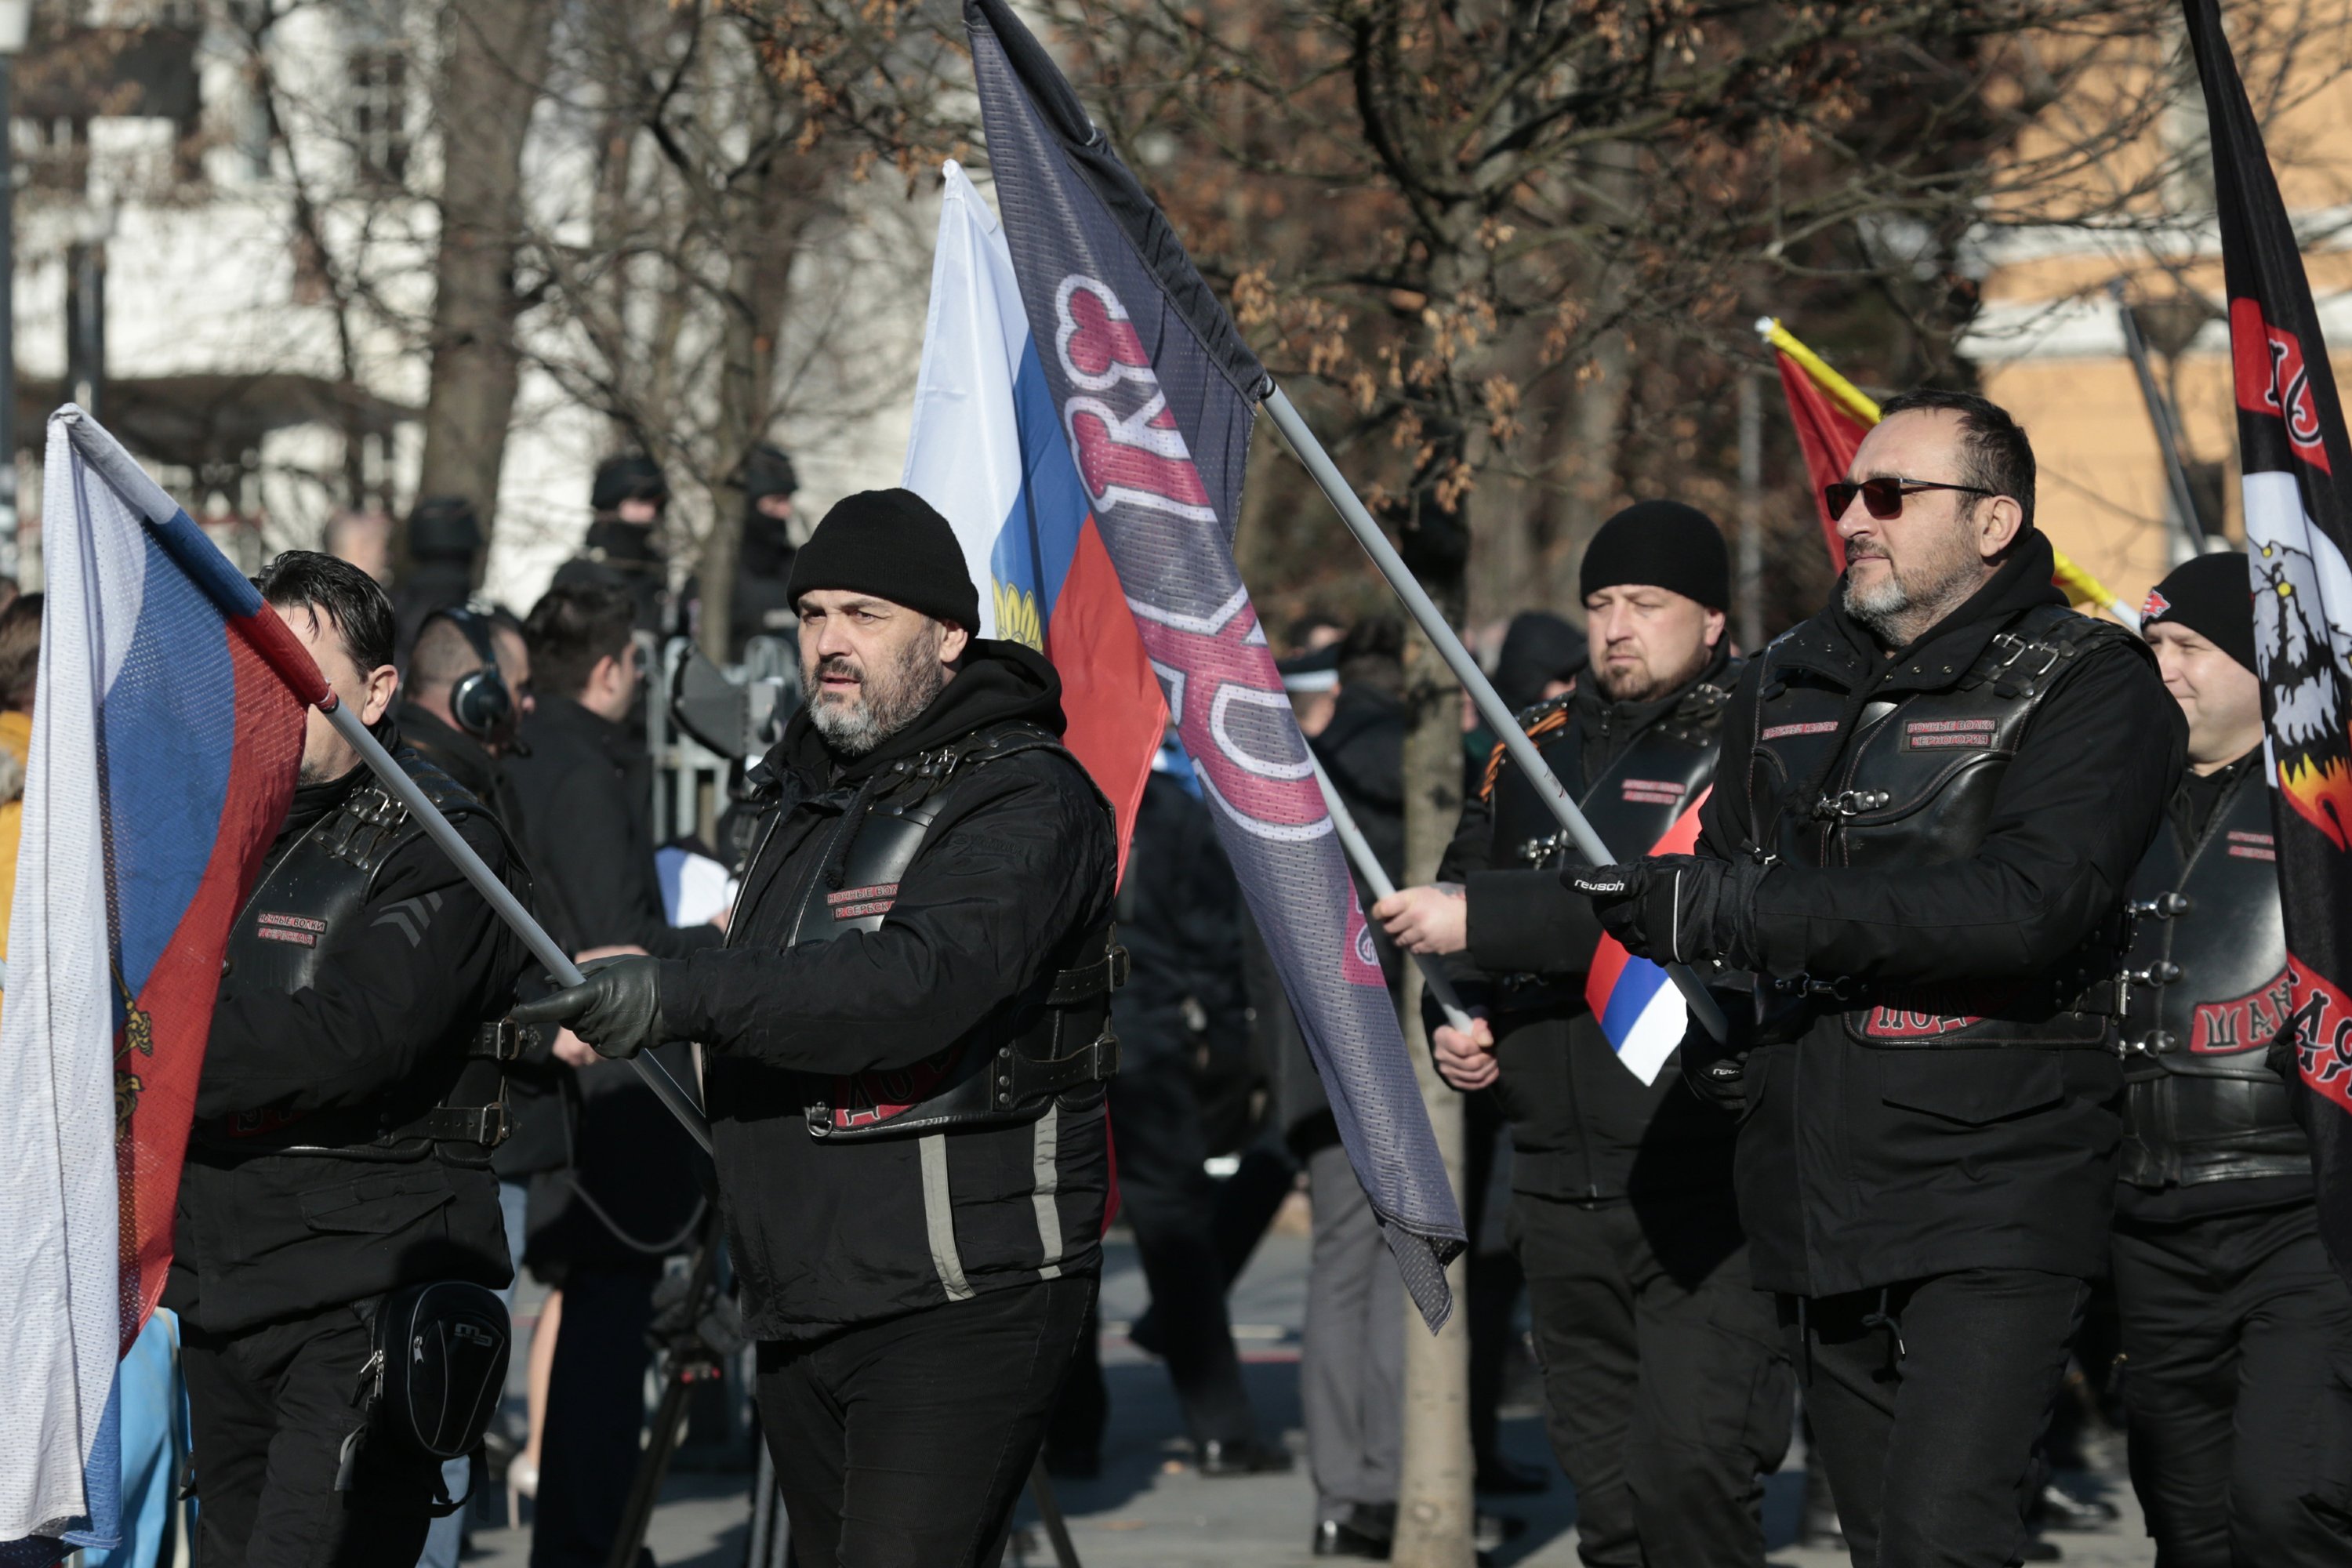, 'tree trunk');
1390,618,1475,1568
414,0,557,566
